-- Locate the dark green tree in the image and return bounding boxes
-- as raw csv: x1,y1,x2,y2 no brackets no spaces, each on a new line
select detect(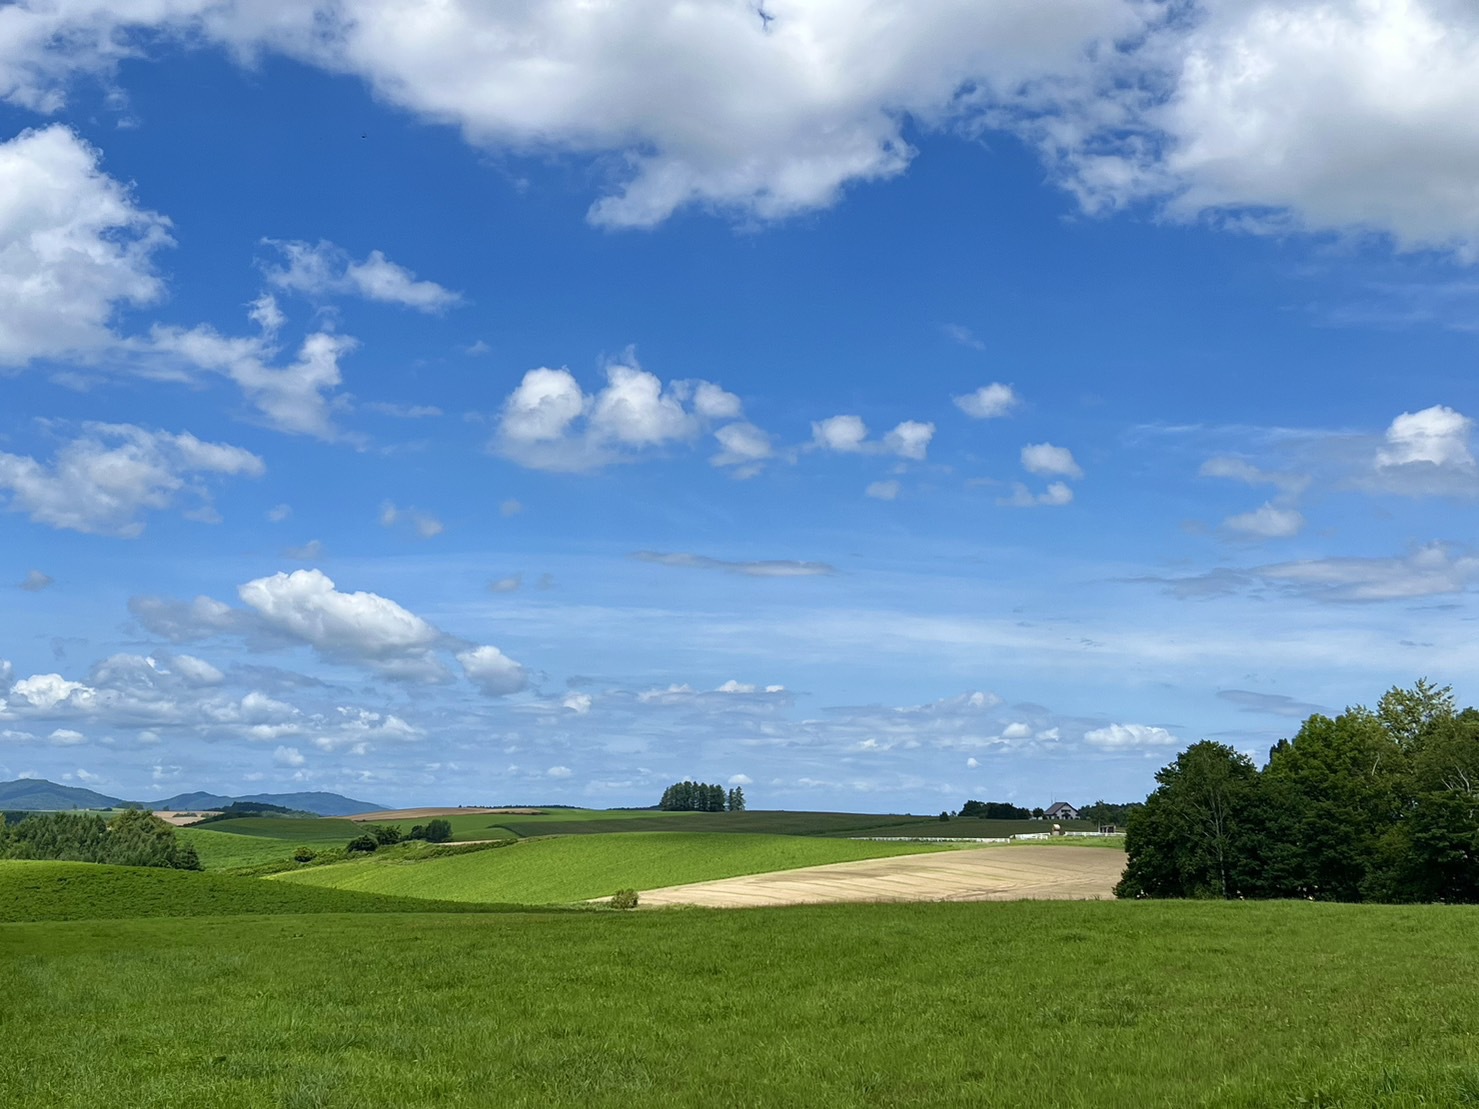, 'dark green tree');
726,786,746,812
1116,741,1261,899
423,818,453,843
367,824,402,846
1261,709,1408,901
